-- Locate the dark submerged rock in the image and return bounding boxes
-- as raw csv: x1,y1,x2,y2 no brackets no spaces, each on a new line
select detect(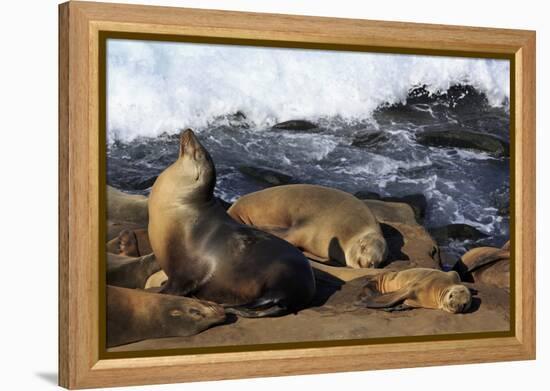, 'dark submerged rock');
416,130,509,156
491,183,510,216
215,197,232,210
272,120,318,131
238,165,294,187
353,190,381,200
132,175,158,190
351,131,389,148
373,104,439,125
429,223,489,244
